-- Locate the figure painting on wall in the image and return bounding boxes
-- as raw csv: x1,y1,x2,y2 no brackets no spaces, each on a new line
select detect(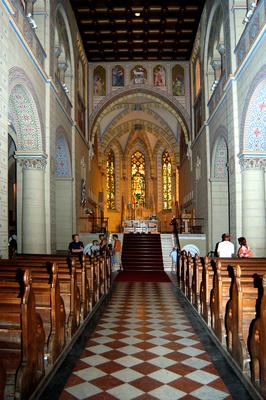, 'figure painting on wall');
131,65,147,84
154,65,166,87
112,65,124,86
172,64,185,96
93,66,106,96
